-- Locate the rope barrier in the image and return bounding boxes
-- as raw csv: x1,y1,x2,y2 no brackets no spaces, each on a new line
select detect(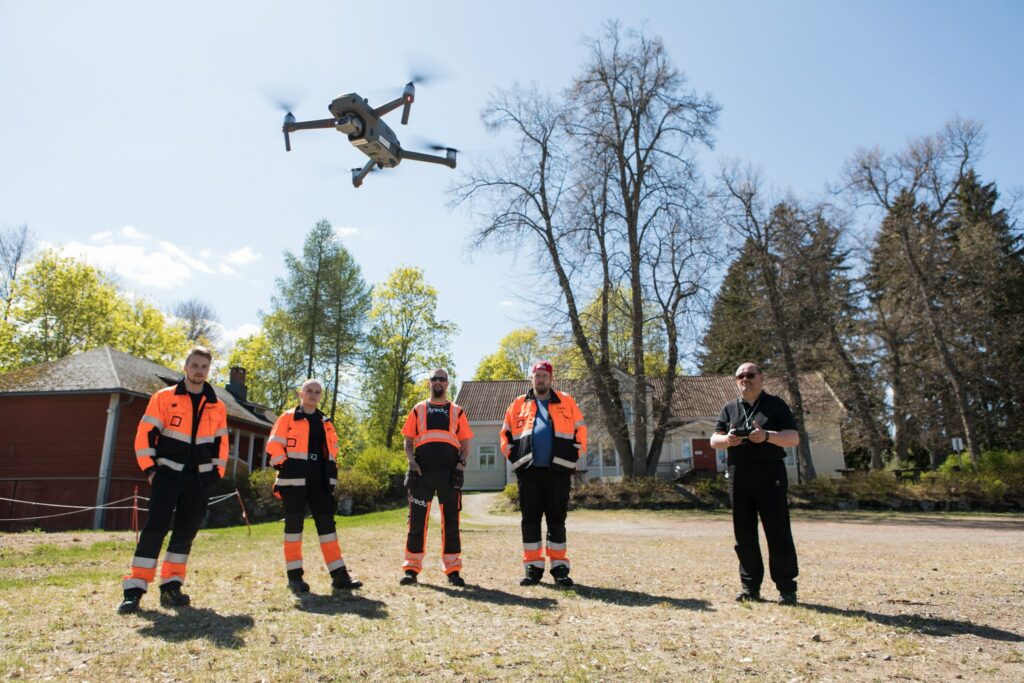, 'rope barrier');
0,489,244,523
